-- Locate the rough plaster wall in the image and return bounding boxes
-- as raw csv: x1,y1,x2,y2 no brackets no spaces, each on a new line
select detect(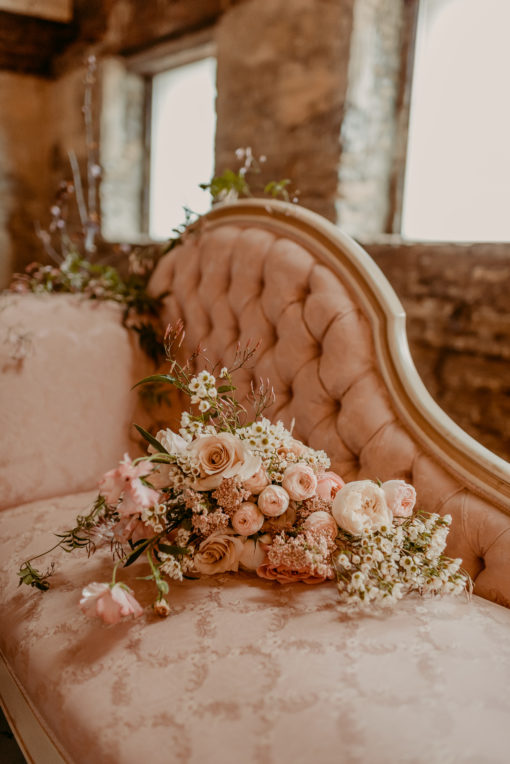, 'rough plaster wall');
215,0,355,221
0,72,53,286
337,0,404,236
